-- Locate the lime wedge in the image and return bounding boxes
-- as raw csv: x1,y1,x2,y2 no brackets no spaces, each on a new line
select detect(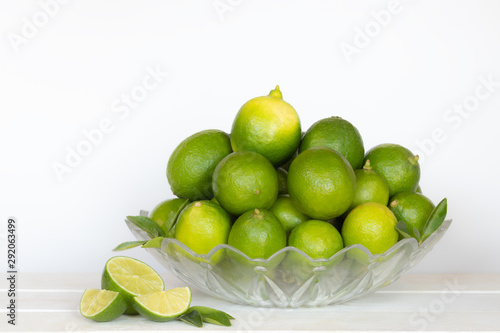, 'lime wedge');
80,289,127,322
133,287,192,322
101,256,164,314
